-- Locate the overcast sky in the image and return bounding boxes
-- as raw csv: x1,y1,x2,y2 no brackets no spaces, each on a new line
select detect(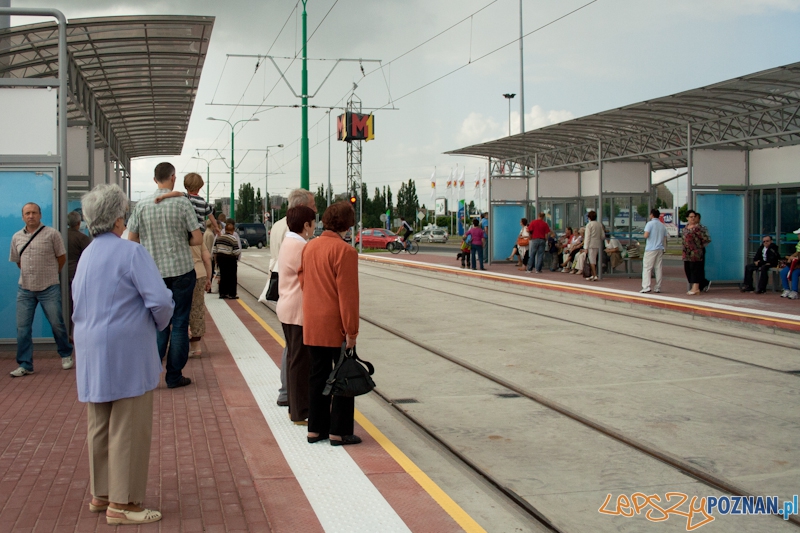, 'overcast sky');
12,0,800,207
